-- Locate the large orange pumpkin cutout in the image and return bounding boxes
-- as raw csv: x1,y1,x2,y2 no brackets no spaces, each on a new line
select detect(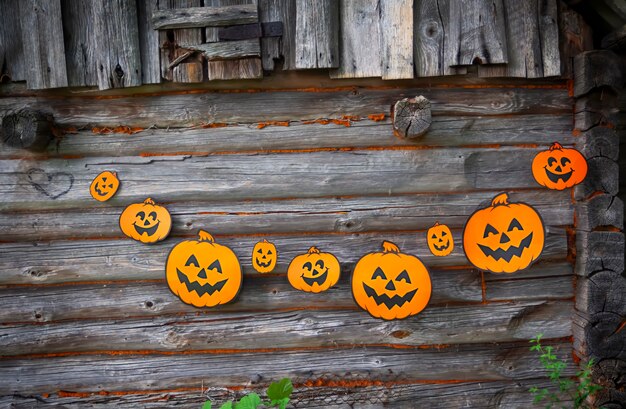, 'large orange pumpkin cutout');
166,230,242,307
89,171,120,201
119,198,171,244
463,193,544,273
352,241,432,320
287,247,340,293
252,239,277,273
427,222,454,256
532,142,588,190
